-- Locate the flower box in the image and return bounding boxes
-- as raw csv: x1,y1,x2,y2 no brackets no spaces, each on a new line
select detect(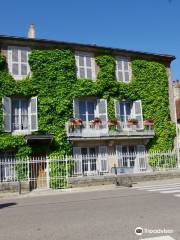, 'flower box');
144,119,154,126
90,117,102,125
69,118,82,126
108,118,119,126
127,118,138,125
